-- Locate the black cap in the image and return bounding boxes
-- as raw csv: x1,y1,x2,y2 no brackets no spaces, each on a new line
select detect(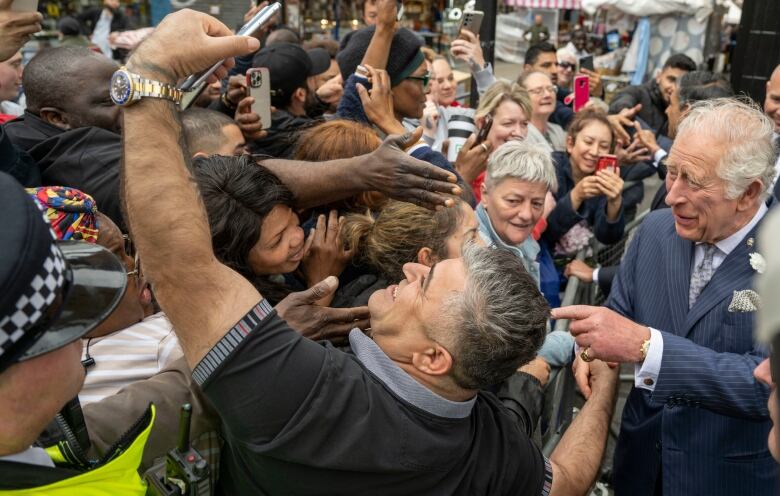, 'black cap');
253,43,325,108
0,172,127,374
307,47,332,77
